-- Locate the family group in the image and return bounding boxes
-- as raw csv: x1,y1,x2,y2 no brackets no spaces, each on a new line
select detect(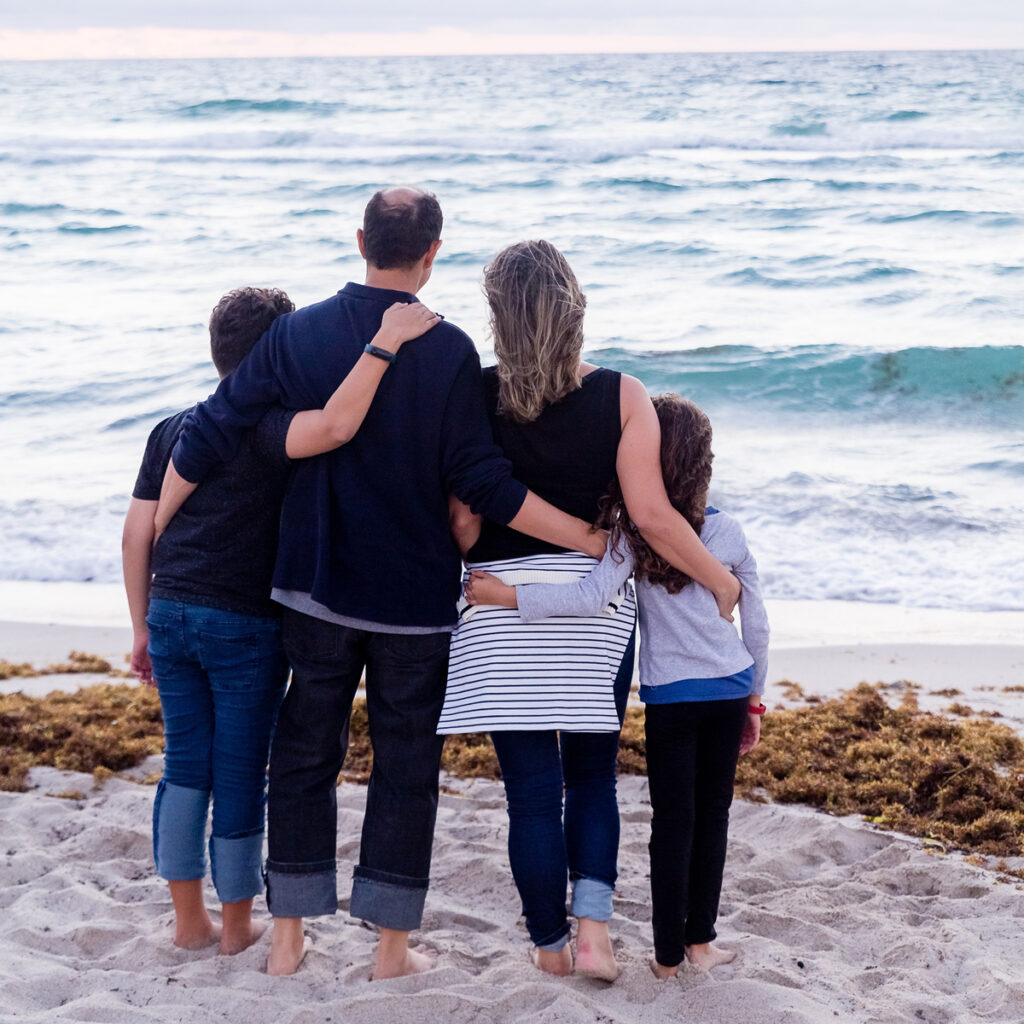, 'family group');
121,185,769,983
